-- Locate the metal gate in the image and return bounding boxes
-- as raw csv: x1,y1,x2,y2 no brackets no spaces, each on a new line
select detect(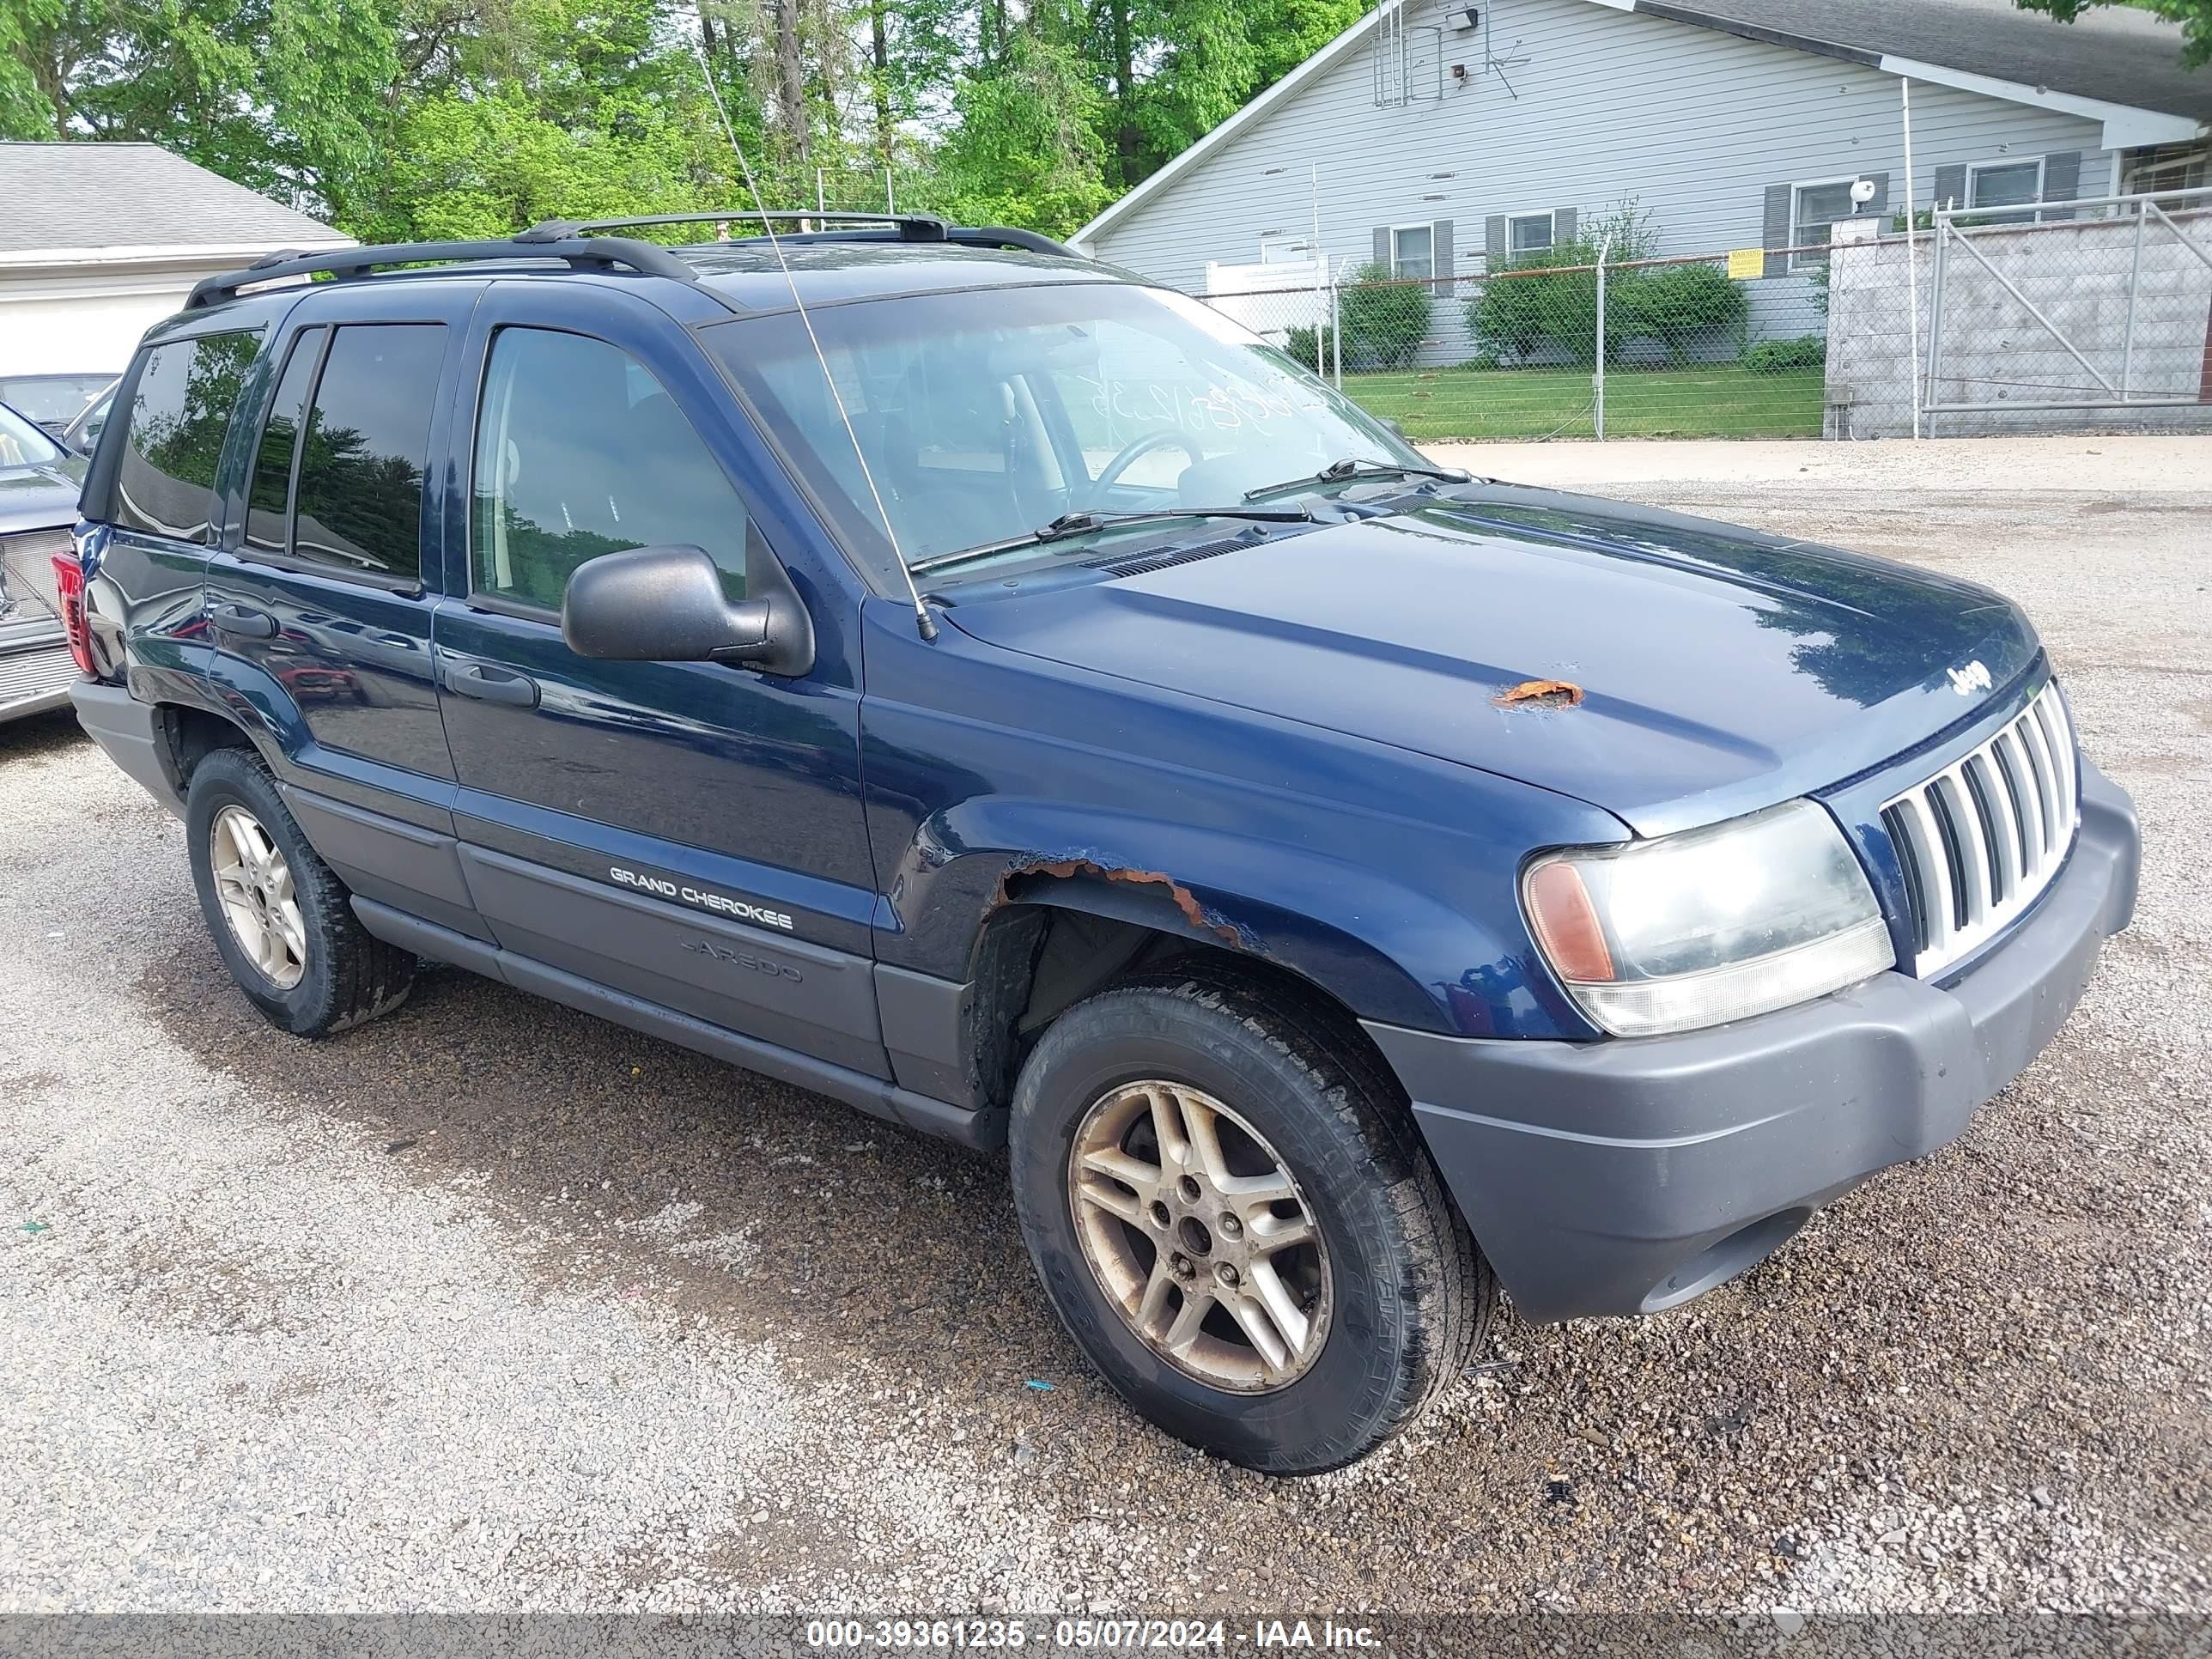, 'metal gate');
1925,185,2212,425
